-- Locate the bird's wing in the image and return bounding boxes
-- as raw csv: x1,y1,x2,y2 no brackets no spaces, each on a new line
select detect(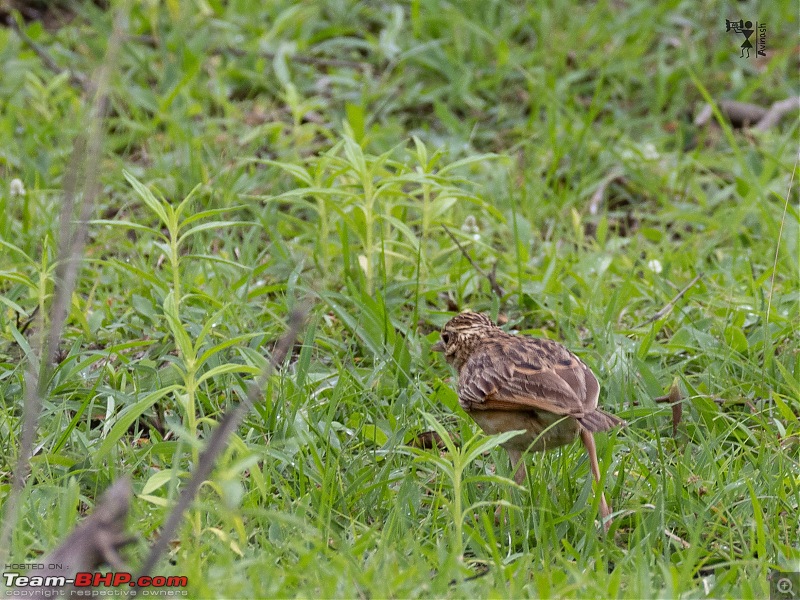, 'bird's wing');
457,338,599,417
